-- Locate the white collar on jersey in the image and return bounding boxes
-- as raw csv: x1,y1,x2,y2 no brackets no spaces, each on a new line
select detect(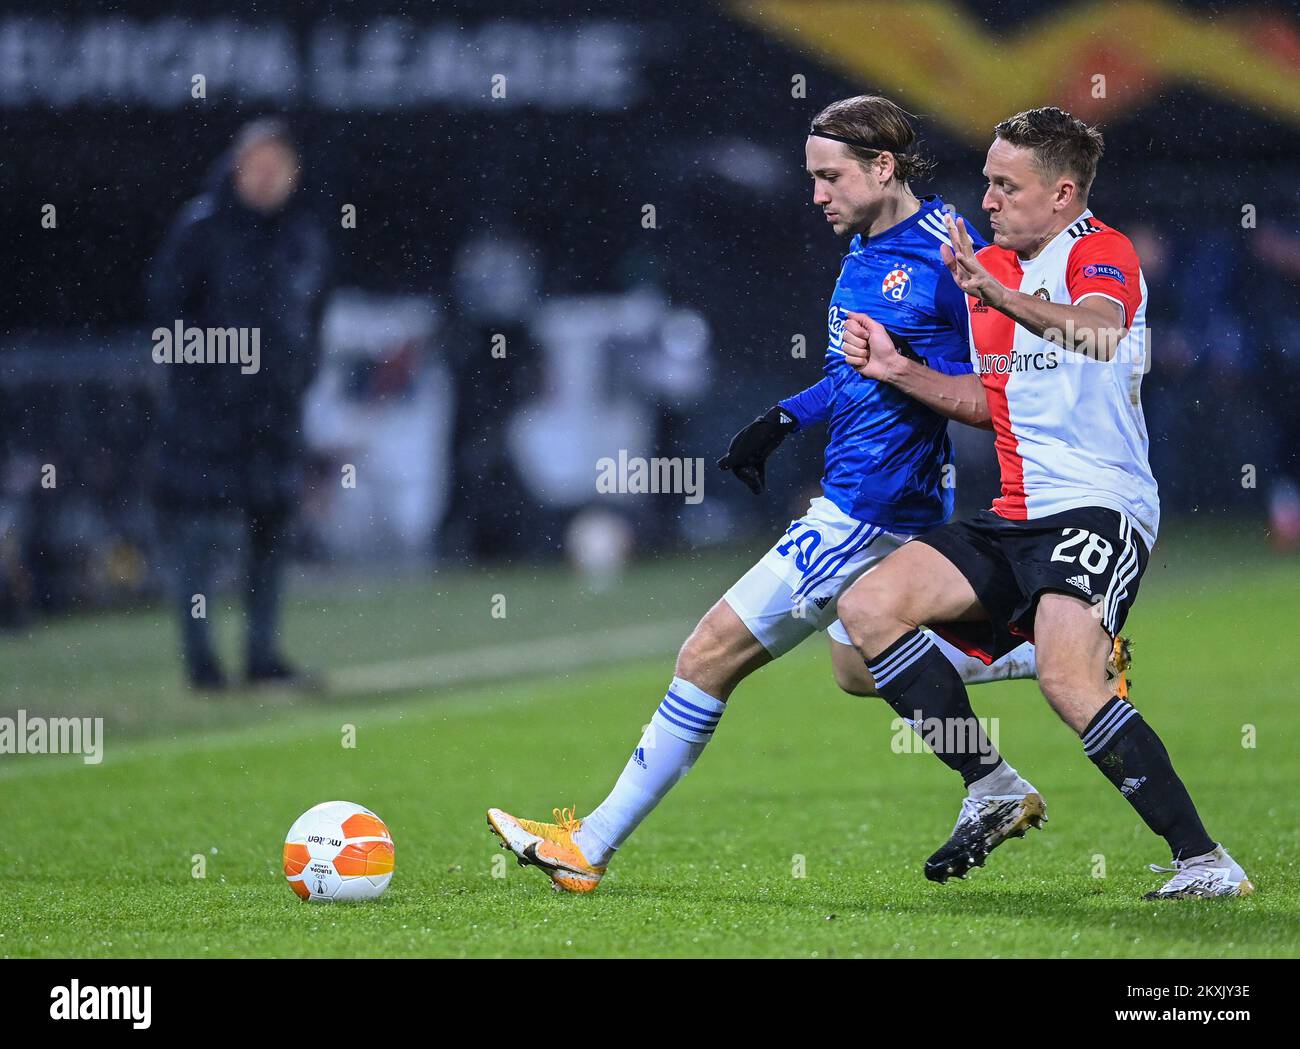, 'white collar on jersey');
1017,208,1094,266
